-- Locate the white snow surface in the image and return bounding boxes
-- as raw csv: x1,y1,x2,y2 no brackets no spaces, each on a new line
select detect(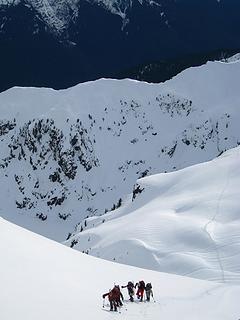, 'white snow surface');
163,57,240,110
0,217,239,320
67,146,240,284
222,53,240,63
